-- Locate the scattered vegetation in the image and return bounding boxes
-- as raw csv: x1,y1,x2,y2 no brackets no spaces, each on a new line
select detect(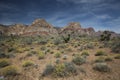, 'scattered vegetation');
72,56,86,65
114,54,120,59
93,63,110,72
0,65,19,76
38,51,45,59
81,51,89,56
0,59,10,68
95,50,106,56
54,53,61,58
22,61,34,67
